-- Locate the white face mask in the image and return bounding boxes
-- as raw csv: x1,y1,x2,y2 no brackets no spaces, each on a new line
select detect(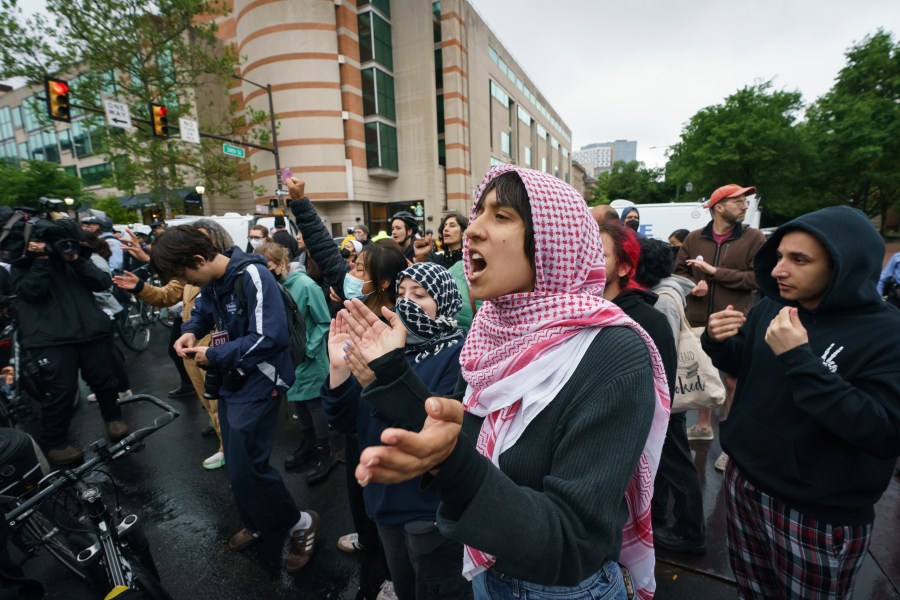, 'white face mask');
249,238,264,249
